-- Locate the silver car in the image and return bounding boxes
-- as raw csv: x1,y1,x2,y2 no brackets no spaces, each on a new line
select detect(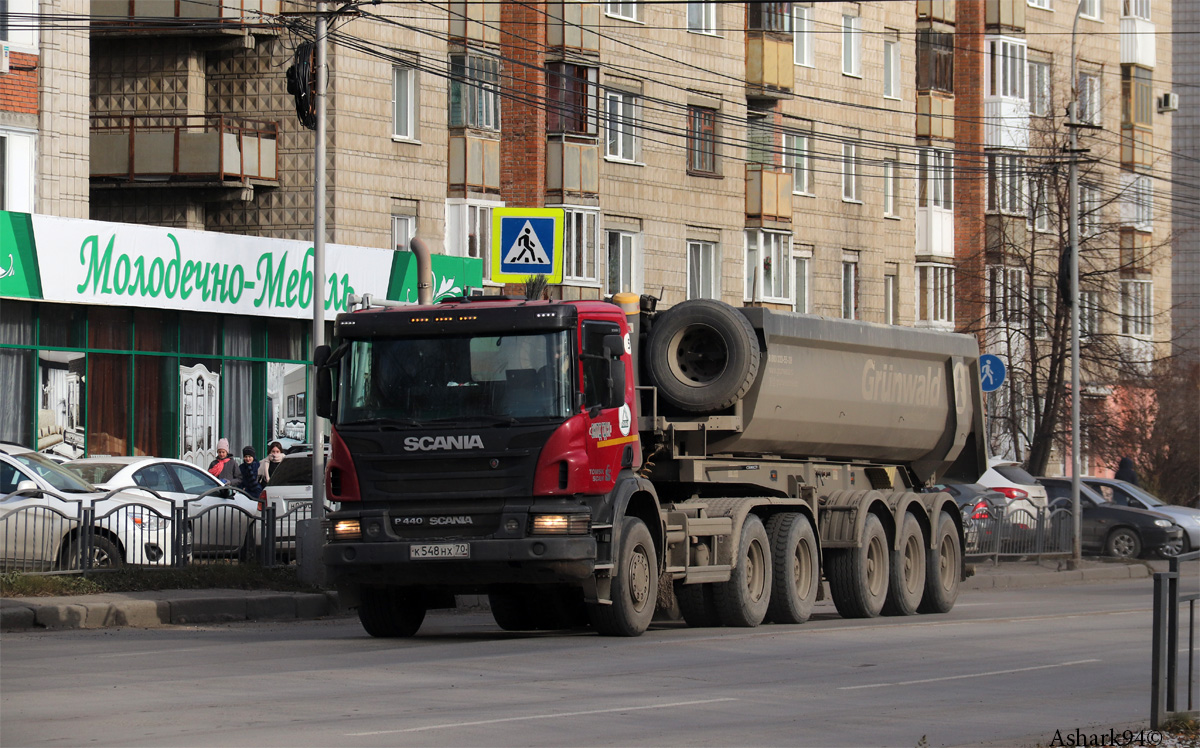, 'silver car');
1082,478,1200,556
